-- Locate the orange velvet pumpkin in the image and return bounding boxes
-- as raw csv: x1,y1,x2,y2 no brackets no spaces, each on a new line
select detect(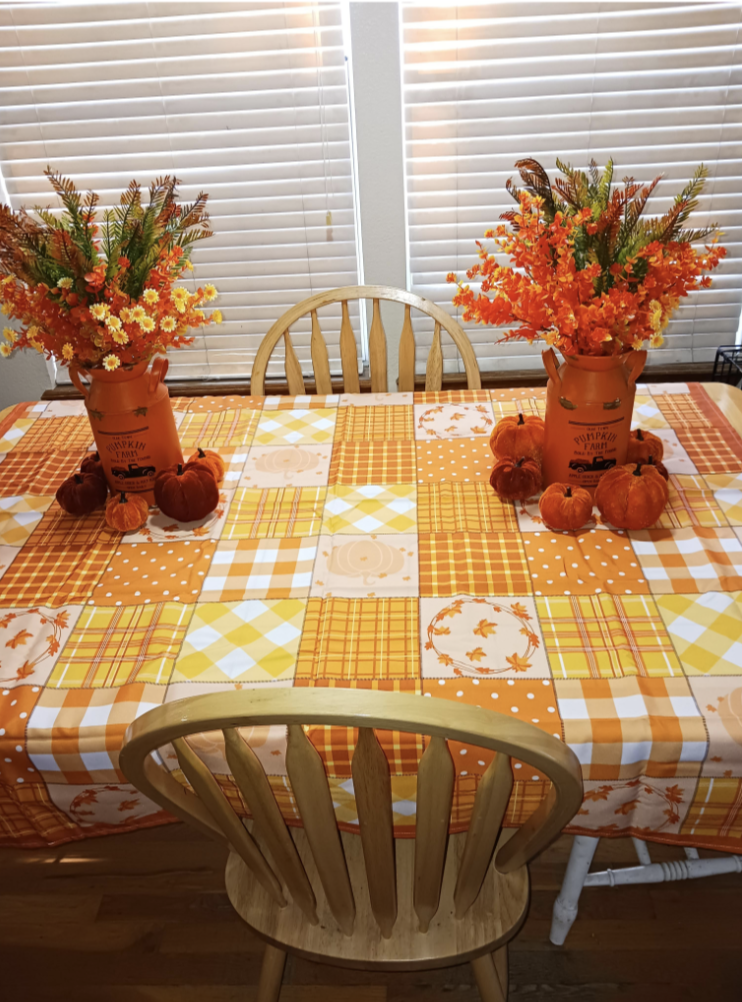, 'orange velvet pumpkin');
539,482,594,531
56,472,107,516
627,427,664,464
490,456,542,501
154,462,219,522
489,412,545,462
105,491,150,532
80,450,106,483
594,462,669,530
187,447,225,485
